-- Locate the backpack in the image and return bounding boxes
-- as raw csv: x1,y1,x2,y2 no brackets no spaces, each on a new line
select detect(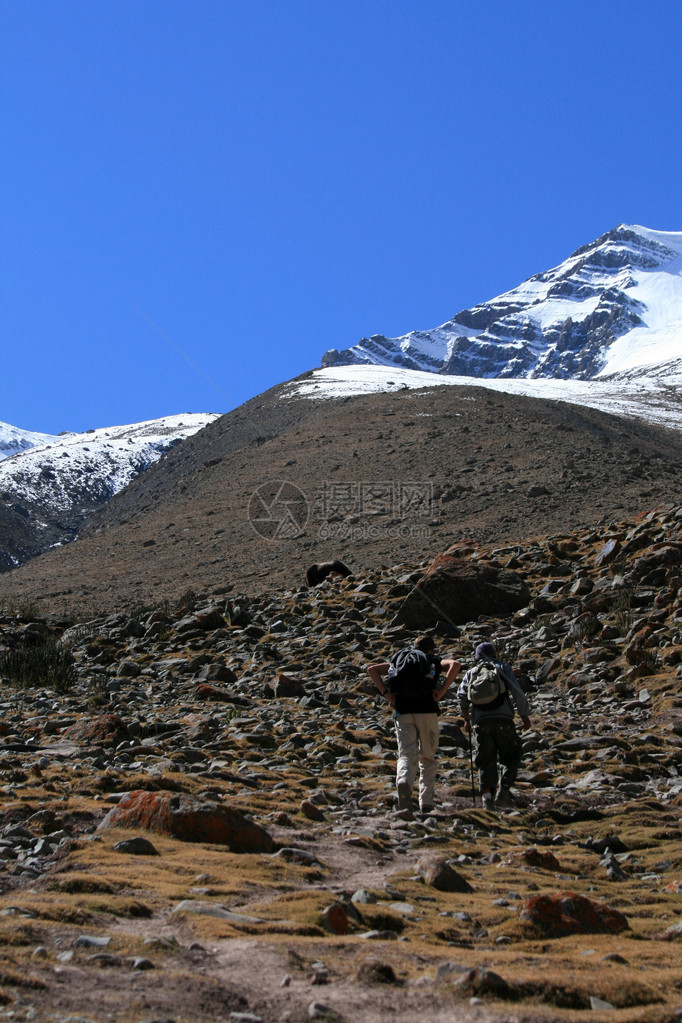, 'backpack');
388,647,438,698
467,660,507,709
